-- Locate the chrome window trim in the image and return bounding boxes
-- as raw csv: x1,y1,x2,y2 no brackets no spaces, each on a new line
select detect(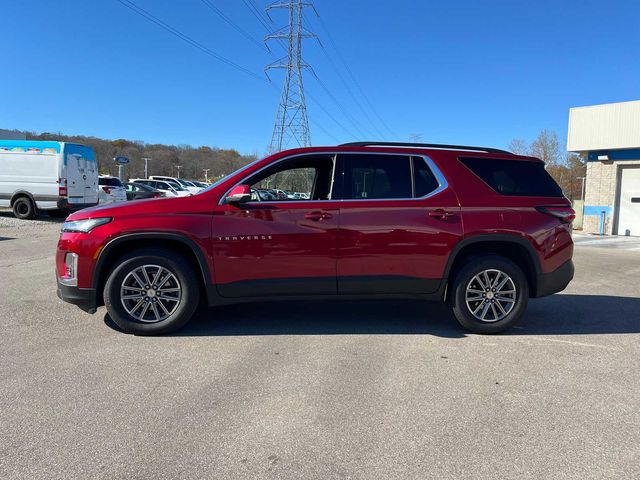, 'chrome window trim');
218,151,449,206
